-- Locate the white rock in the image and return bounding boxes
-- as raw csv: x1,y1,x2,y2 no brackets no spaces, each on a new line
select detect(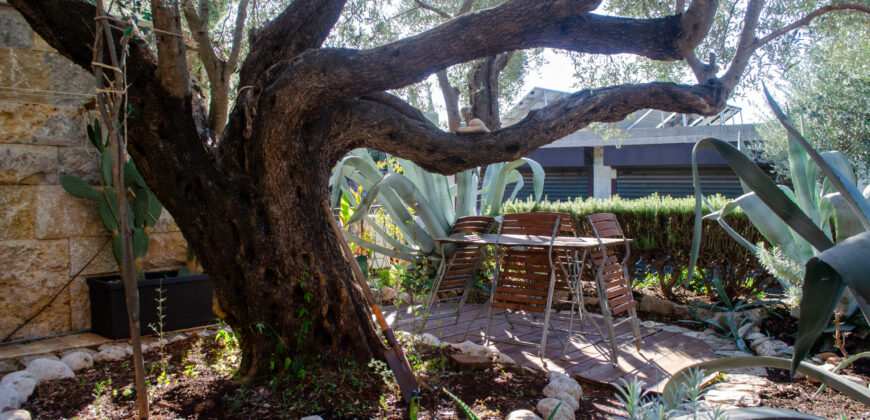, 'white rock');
548,371,572,383
724,373,770,387
704,383,761,407
24,358,74,383
658,325,692,334
741,308,765,323
744,333,766,342
168,333,187,343
0,385,22,411
640,320,665,328
748,336,771,351
536,398,573,420
397,292,412,303
506,409,543,420
60,351,93,372
553,391,579,412
0,372,36,401
95,344,132,362
543,376,582,402
18,354,59,368
300,416,324,420
419,333,441,347
754,339,789,357
380,287,397,302
451,340,488,356
495,352,516,365
0,409,32,420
